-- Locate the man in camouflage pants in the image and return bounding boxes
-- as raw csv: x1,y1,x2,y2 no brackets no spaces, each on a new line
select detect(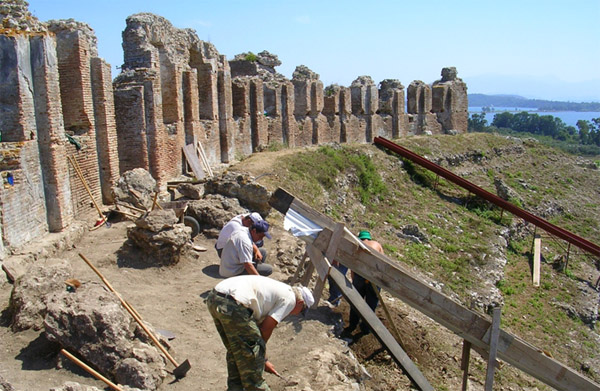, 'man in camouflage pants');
206,275,314,391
